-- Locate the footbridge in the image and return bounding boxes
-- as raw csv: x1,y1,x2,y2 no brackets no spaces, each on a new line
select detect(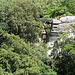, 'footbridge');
40,17,74,42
